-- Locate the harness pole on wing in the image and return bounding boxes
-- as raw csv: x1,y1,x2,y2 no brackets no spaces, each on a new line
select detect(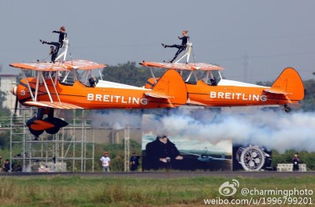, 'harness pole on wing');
174,42,193,64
